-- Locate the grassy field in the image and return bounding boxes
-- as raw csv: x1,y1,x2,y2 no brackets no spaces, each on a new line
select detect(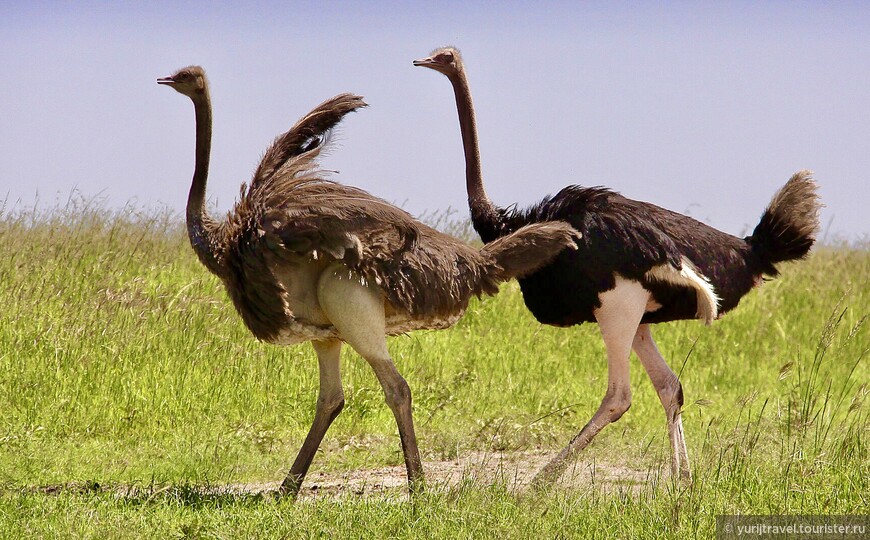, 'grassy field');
0,199,867,538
